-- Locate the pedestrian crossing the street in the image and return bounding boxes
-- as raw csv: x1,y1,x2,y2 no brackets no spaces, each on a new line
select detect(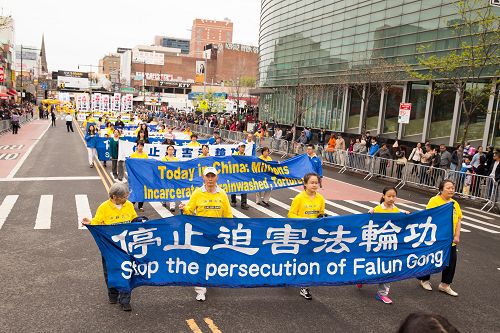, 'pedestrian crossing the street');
0,193,498,235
